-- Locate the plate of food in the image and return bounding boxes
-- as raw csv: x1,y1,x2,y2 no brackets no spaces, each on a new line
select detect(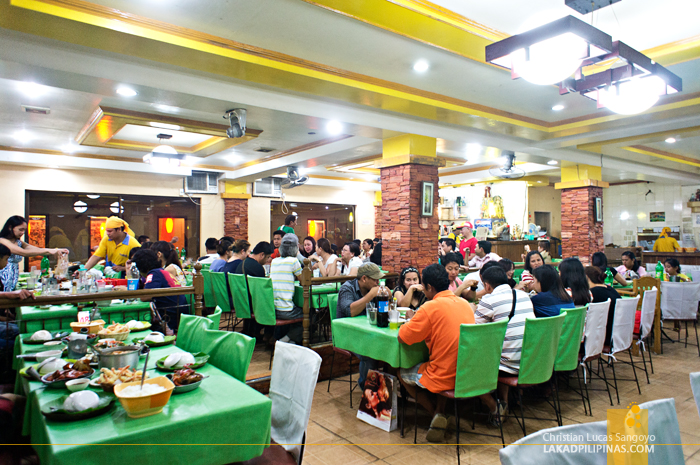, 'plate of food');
97,322,130,341
156,352,209,372
124,320,151,332
91,339,126,350
91,366,147,393
132,332,176,348
41,391,115,422
166,368,207,394
23,330,70,345
20,358,74,379
40,359,94,388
